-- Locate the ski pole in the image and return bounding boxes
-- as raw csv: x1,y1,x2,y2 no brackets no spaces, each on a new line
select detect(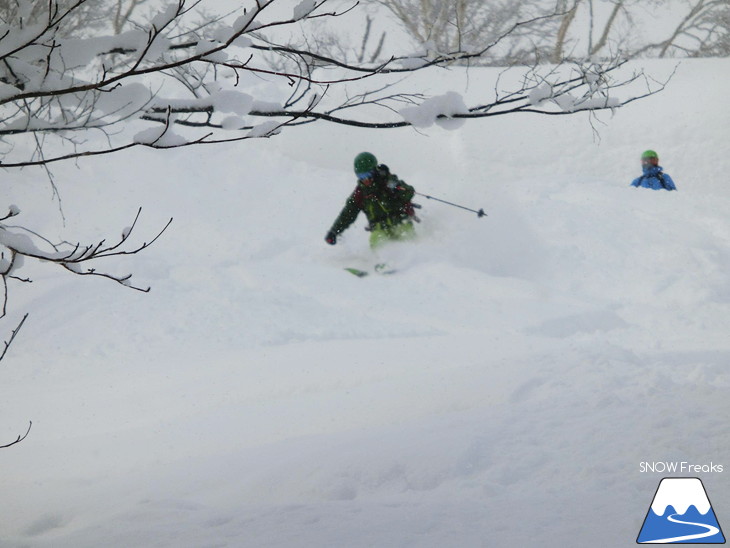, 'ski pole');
415,192,487,218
